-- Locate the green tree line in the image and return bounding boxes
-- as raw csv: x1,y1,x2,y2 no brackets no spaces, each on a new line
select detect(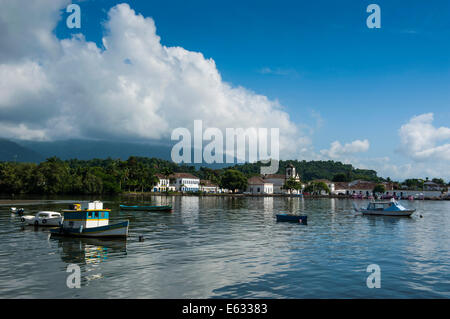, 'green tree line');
1,156,446,195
